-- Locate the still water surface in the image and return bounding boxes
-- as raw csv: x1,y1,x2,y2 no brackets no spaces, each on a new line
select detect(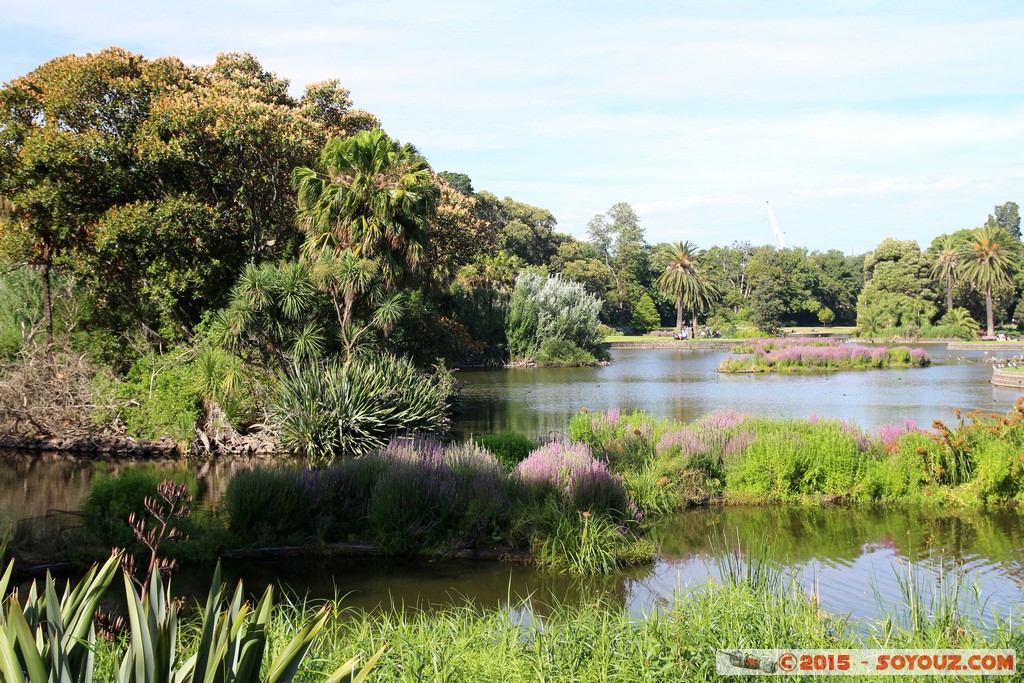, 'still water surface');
454,344,1022,438
170,505,1024,628
3,344,1024,623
